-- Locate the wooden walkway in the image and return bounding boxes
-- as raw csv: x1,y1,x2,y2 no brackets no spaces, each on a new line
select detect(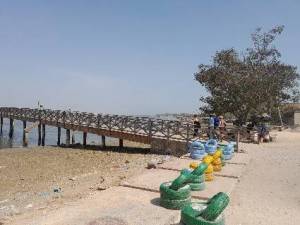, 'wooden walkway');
0,107,237,154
